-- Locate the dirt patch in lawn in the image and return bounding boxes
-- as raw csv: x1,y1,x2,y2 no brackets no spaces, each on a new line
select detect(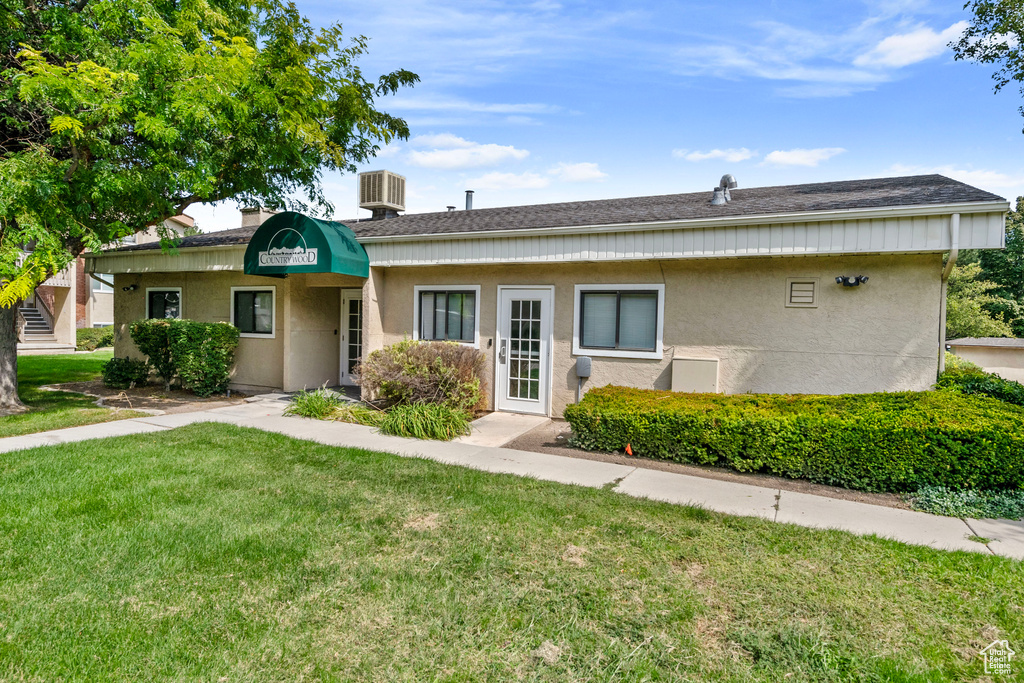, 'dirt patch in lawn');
506,419,910,511
44,380,248,414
